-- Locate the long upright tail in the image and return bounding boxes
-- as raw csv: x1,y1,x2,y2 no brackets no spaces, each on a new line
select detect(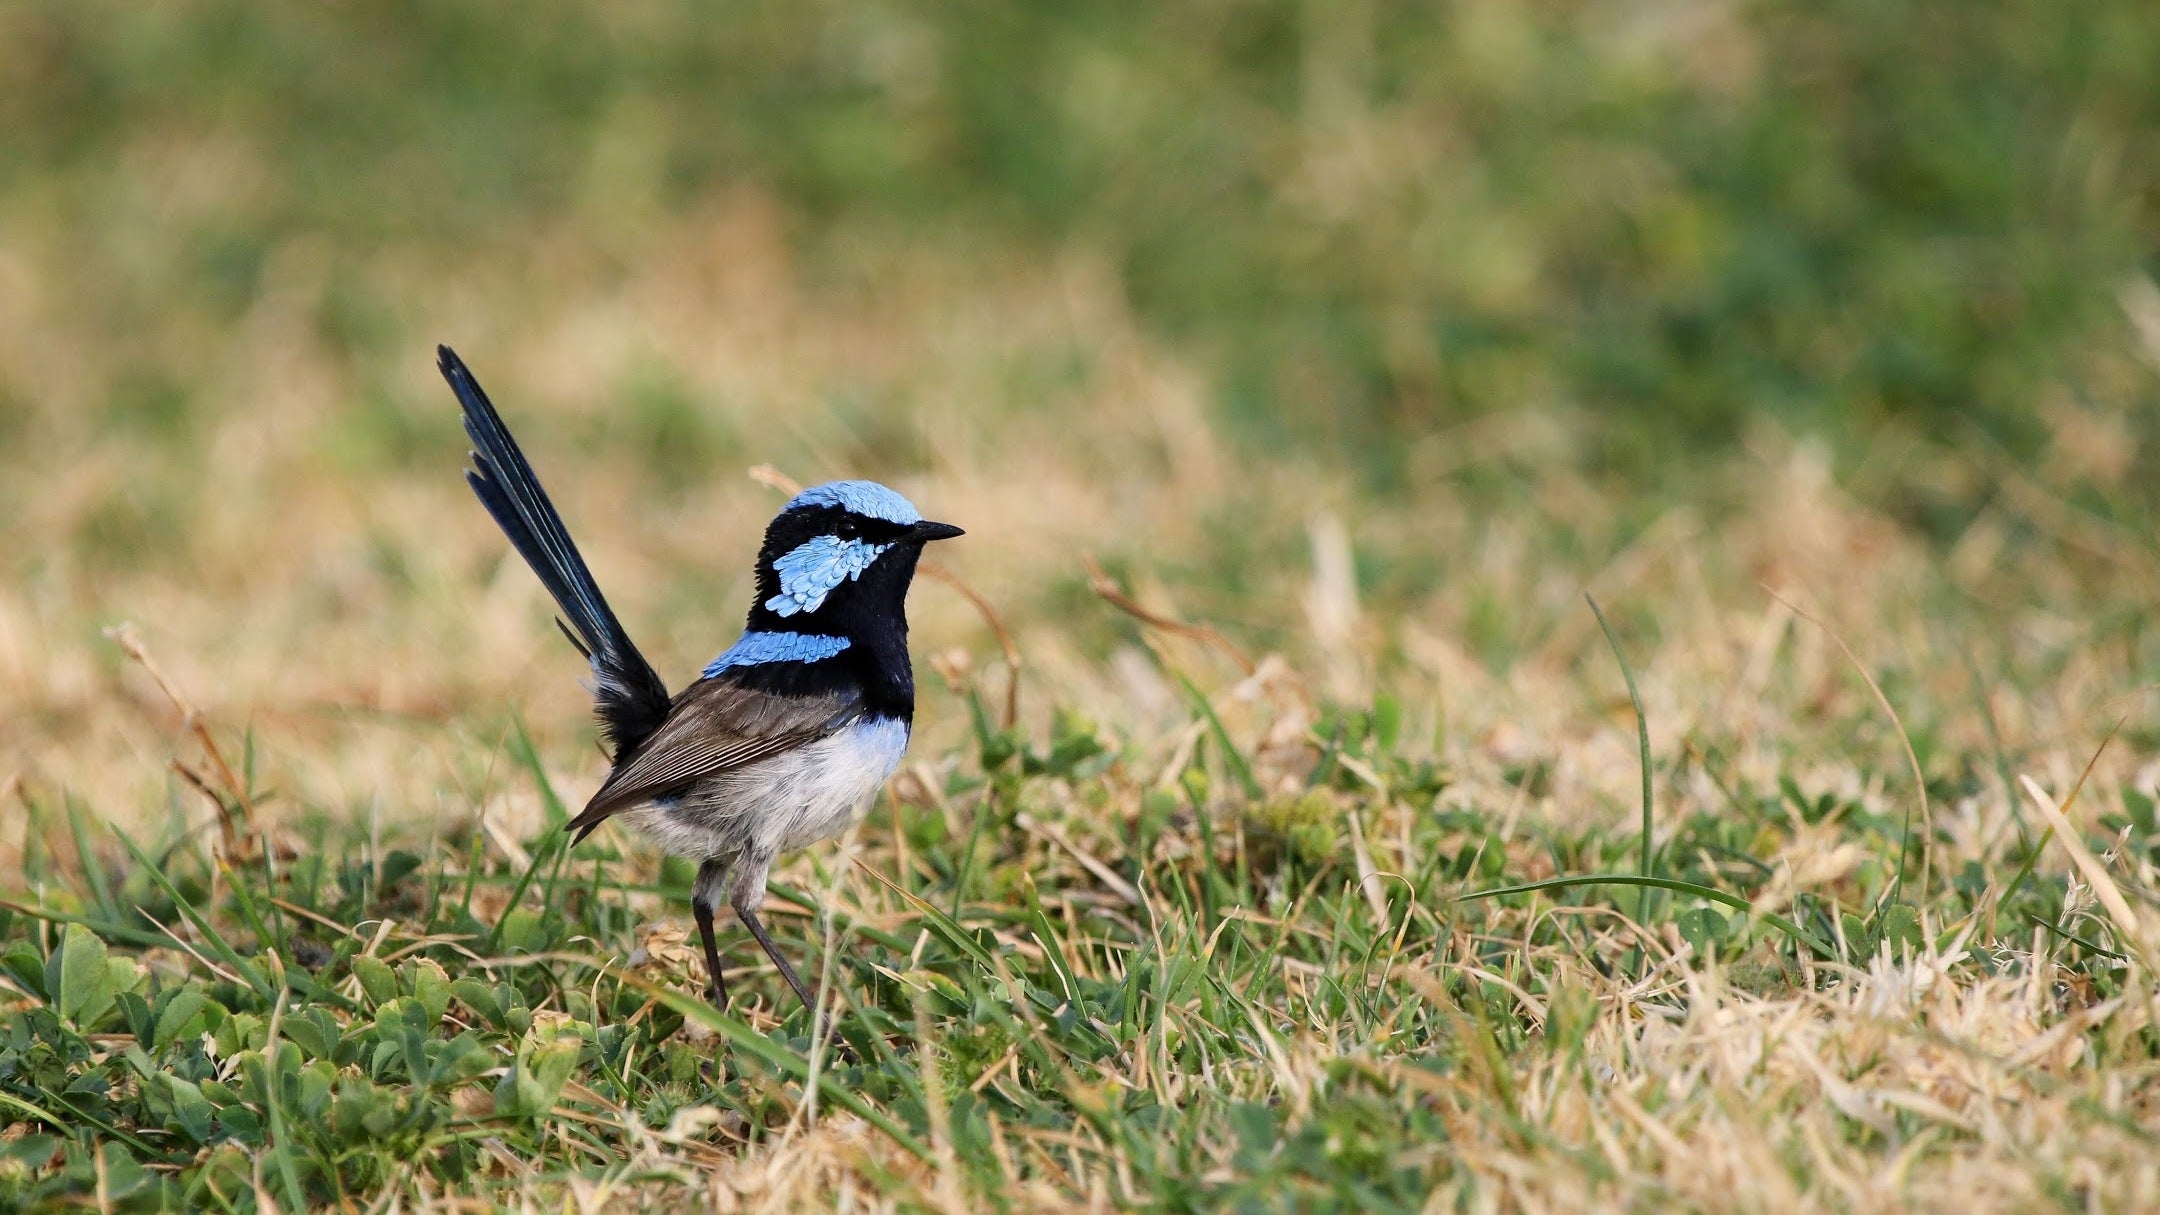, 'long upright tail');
438,345,672,755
